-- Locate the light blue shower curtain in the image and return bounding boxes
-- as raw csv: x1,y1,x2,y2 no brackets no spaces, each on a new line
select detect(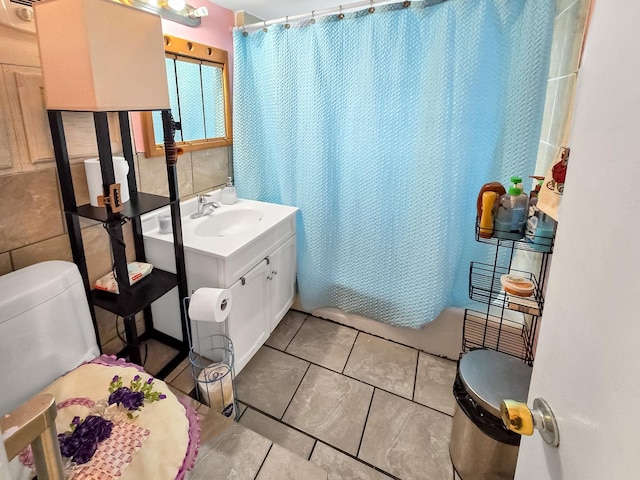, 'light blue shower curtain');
233,0,554,328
